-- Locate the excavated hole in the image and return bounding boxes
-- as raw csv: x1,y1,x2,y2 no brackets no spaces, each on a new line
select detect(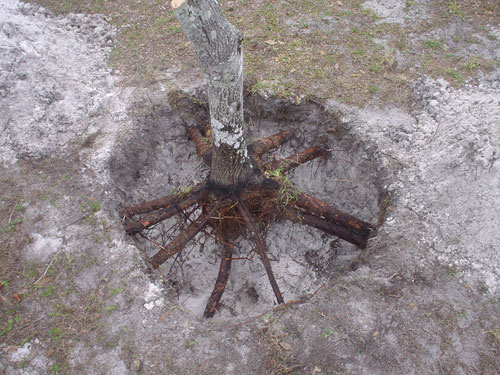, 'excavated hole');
110,90,386,318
